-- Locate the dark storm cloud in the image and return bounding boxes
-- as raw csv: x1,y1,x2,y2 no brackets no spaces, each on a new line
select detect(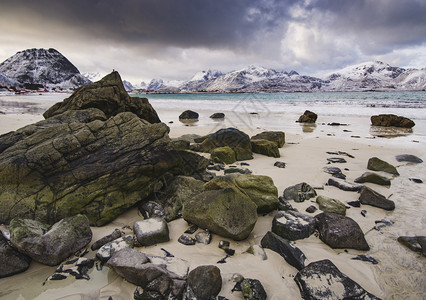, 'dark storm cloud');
0,0,296,49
